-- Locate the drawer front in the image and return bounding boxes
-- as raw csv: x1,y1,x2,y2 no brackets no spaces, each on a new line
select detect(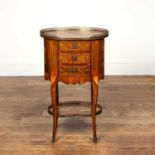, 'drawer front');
59,41,90,52
59,66,90,75
59,53,90,65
